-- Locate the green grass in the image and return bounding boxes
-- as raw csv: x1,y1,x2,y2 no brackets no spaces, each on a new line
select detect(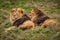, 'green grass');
0,0,60,40
0,26,60,40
